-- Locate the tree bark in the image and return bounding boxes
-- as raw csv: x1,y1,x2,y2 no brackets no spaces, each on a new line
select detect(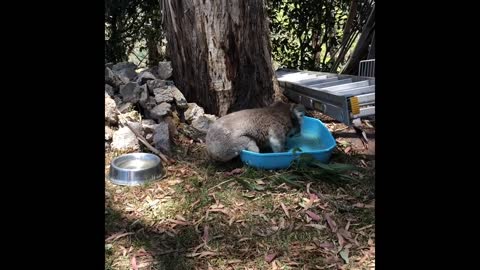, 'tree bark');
367,30,375,59
330,0,357,72
341,5,375,75
162,0,280,116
